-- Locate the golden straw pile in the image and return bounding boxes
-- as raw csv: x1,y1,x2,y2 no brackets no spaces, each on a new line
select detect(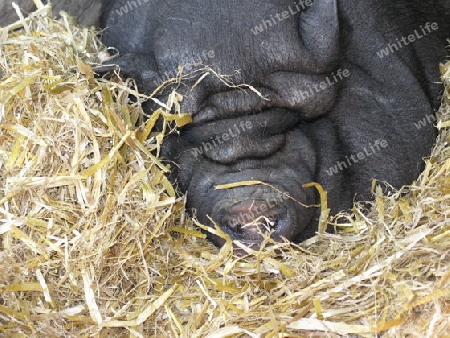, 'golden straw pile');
0,3,449,337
